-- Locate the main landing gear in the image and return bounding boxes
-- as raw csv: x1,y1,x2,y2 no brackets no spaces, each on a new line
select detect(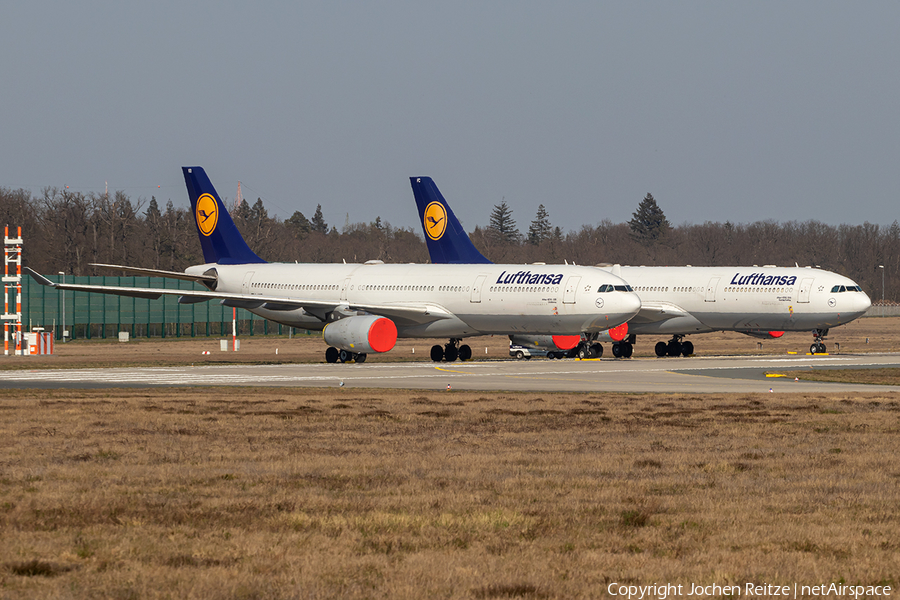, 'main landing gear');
431,338,472,362
611,340,634,358
325,346,367,363
575,341,604,359
809,329,829,354
572,335,636,359
654,335,694,358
